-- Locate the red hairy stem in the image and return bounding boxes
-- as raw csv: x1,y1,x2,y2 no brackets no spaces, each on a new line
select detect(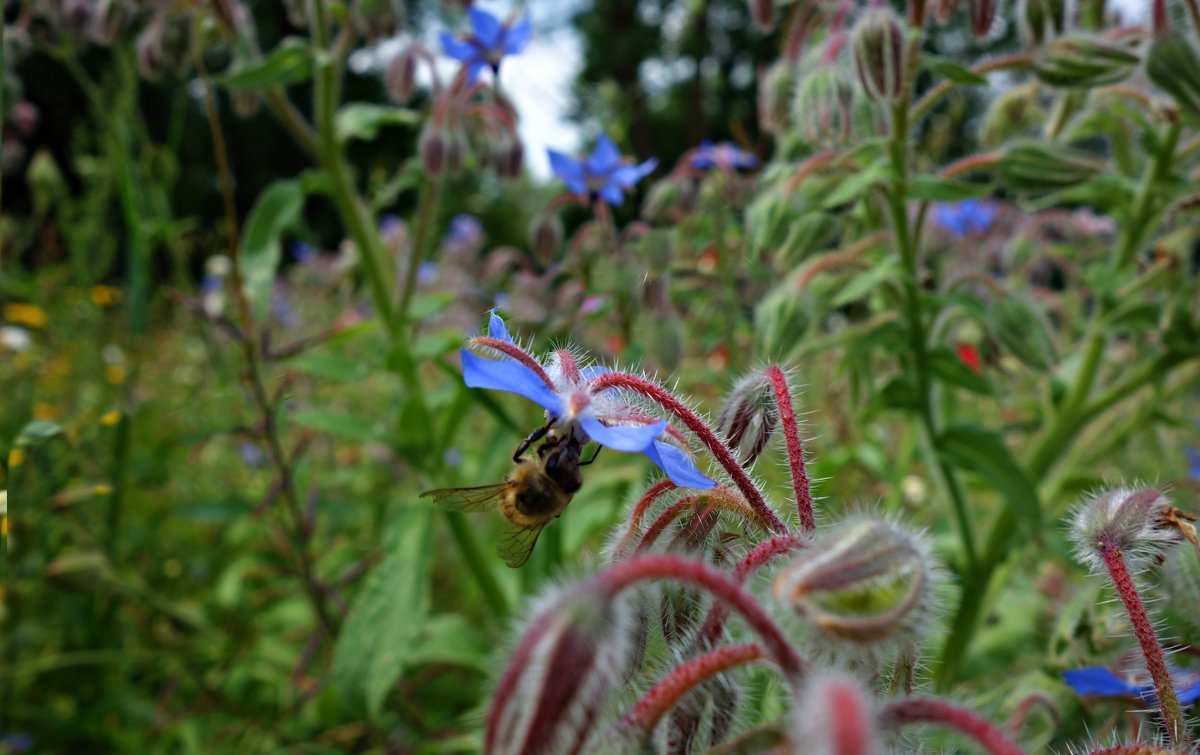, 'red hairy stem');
593,554,804,681
554,349,581,382
882,697,1025,755
621,643,765,733
697,534,806,646
637,497,701,552
589,372,786,533
469,336,556,389
615,480,678,556
1100,542,1189,747
763,366,814,531
1007,692,1058,736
